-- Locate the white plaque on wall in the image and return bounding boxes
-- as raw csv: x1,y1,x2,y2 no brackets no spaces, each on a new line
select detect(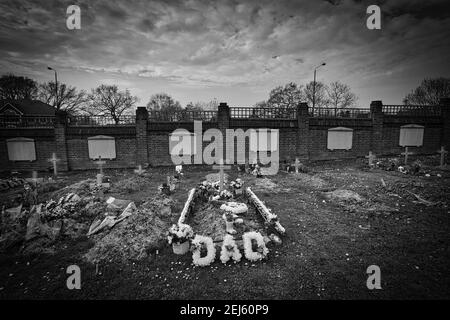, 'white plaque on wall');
88,135,116,159
399,124,424,147
327,127,353,150
6,137,36,161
